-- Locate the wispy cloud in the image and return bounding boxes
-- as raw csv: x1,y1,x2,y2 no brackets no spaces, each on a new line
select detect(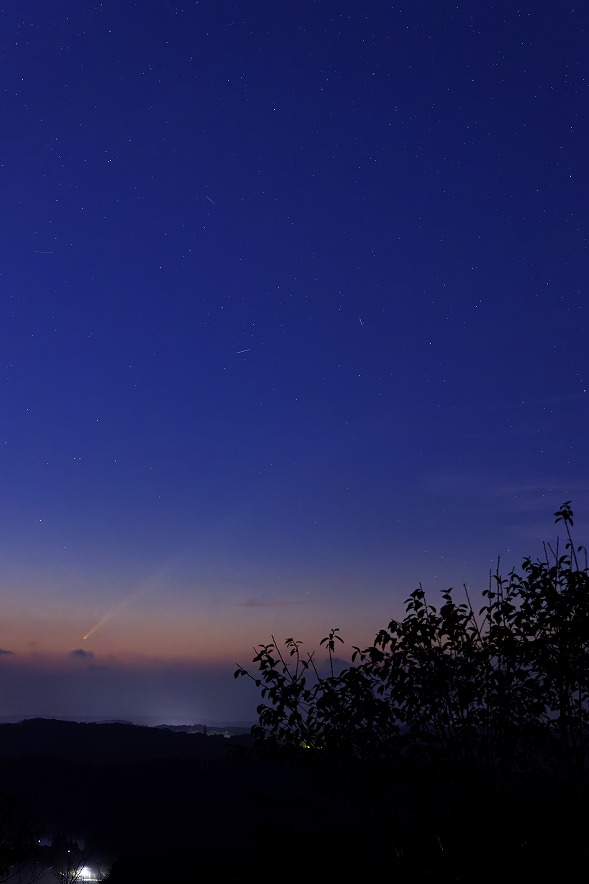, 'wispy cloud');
424,470,588,514
0,648,14,656
241,597,306,608
490,481,589,511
